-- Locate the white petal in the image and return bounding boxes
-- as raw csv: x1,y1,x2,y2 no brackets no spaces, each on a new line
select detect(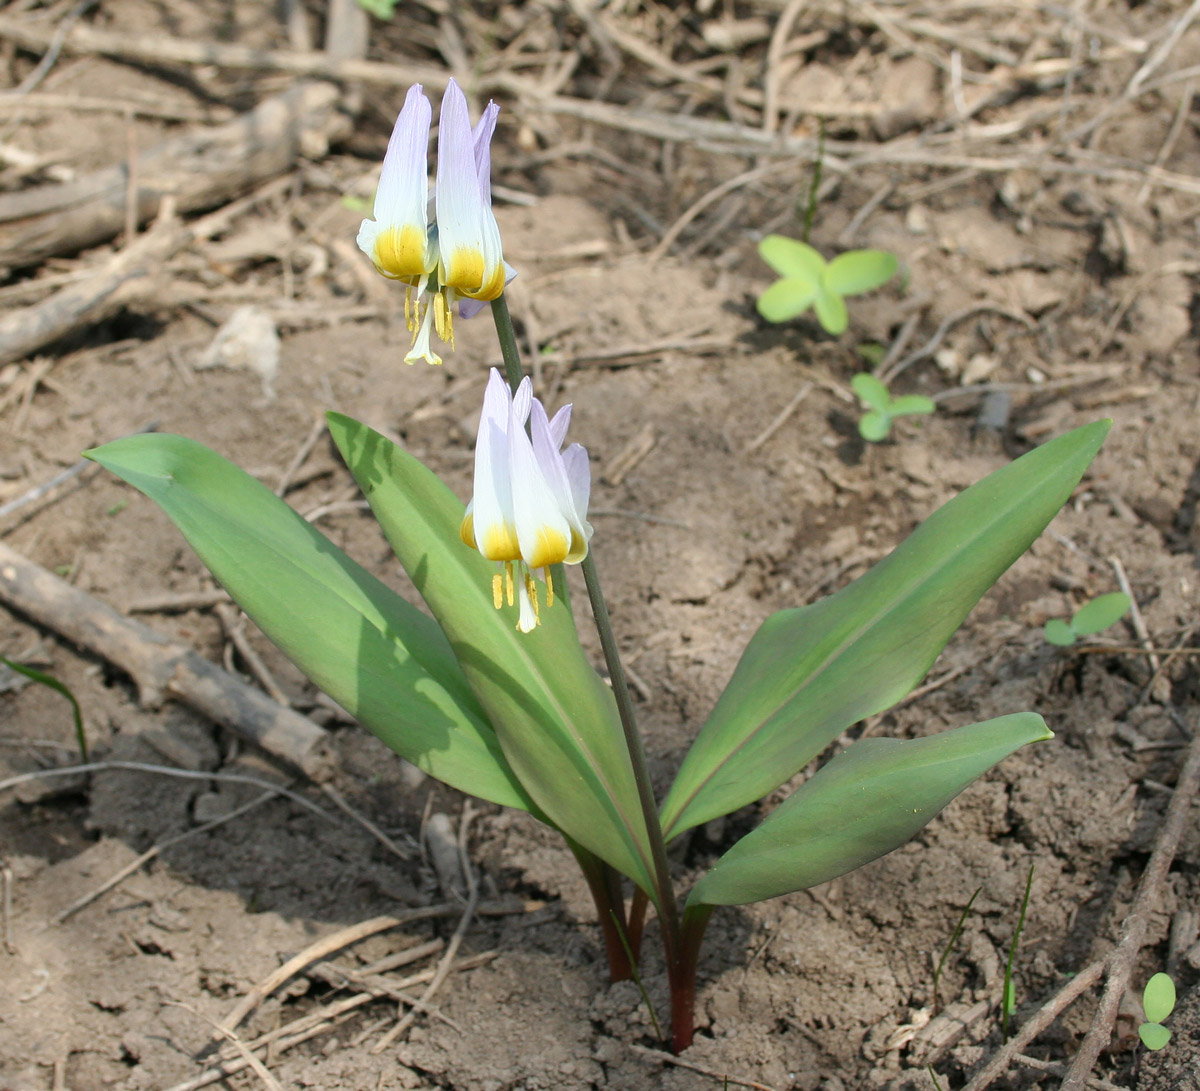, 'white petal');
435,80,507,301
360,85,433,280
509,419,571,569
529,399,590,564
471,374,520,561
547,403,572,450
